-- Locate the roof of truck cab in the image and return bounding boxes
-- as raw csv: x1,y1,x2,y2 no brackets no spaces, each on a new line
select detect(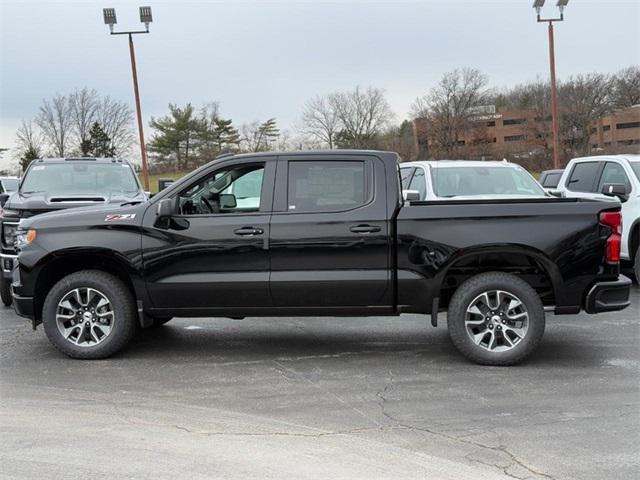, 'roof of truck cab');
569,154,640,163
402,160,524,169
220,150,398,161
